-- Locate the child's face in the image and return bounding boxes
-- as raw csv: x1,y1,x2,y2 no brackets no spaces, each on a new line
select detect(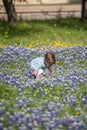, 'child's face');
45,61,52,68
